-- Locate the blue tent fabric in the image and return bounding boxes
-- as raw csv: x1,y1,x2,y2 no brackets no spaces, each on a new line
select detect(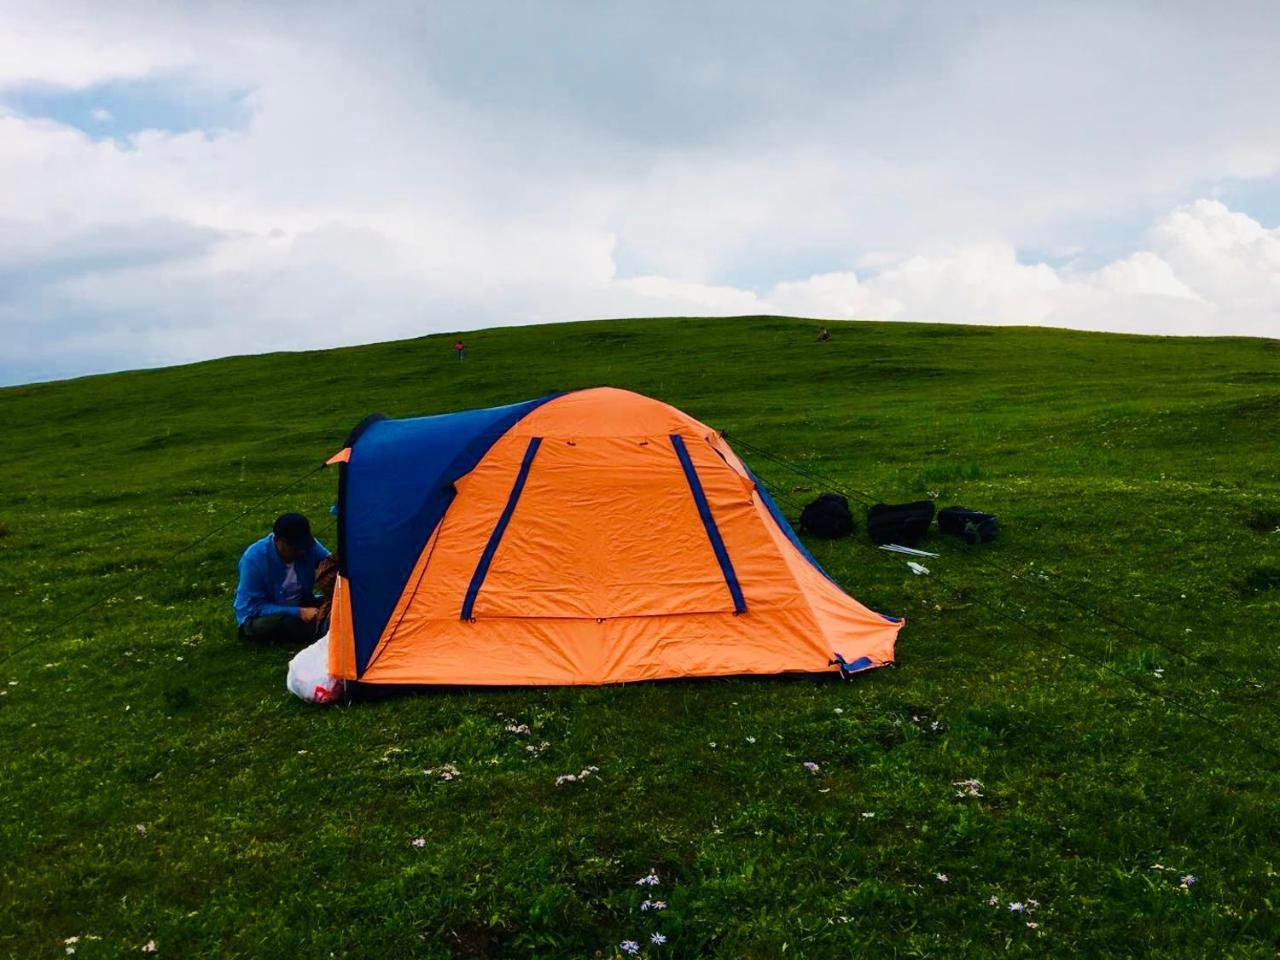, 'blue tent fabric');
741,461,900,623
343,394,560,675
739,460,841,587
